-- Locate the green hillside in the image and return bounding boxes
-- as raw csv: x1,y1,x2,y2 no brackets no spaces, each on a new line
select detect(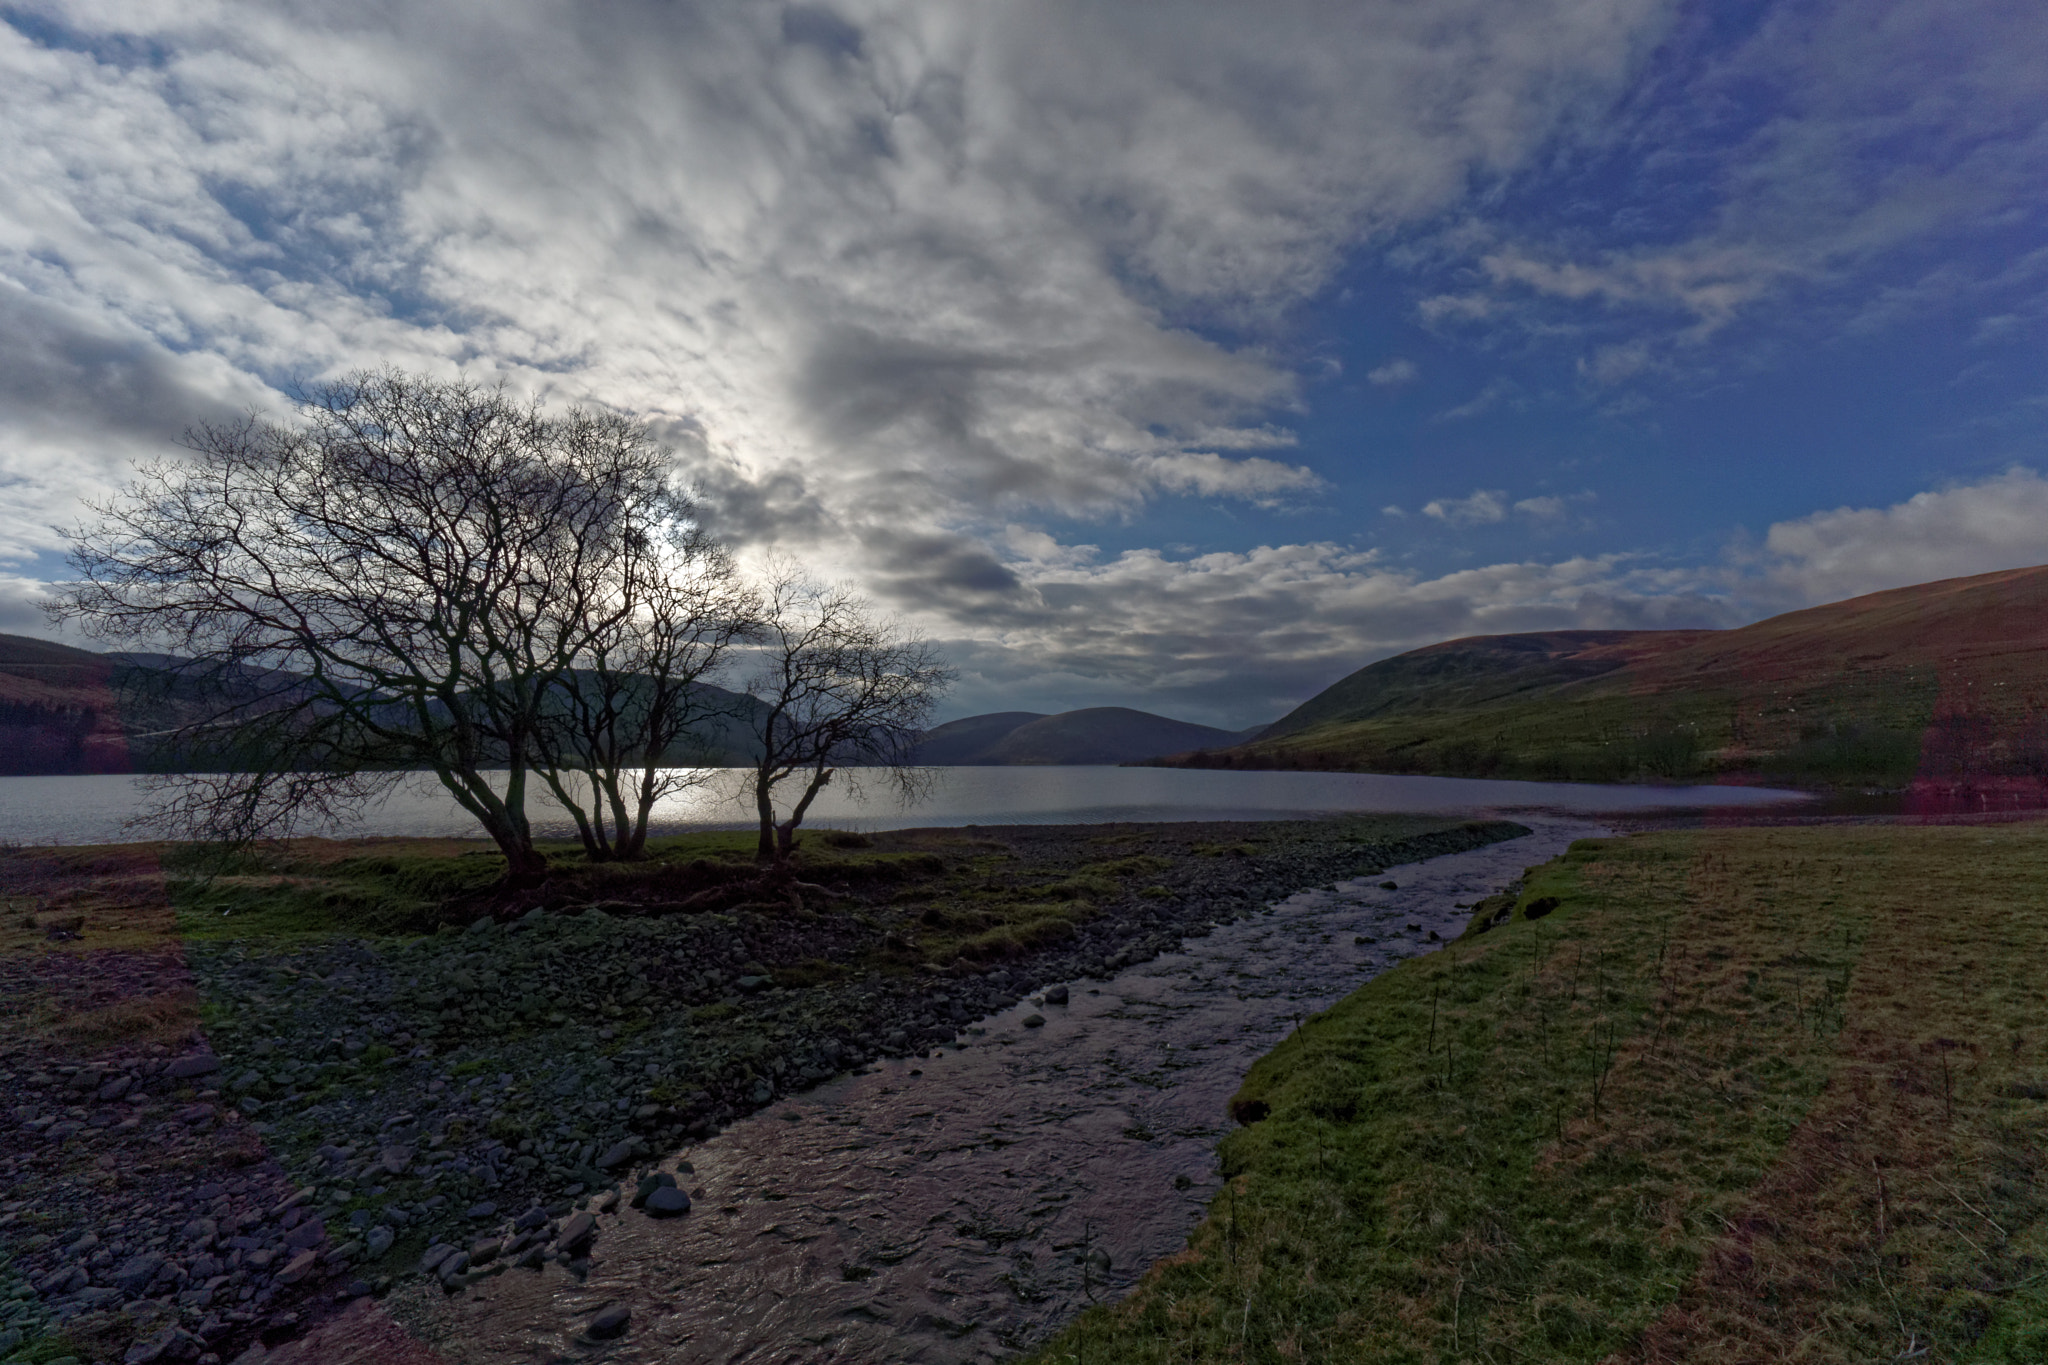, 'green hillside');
1155,564,2048,785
